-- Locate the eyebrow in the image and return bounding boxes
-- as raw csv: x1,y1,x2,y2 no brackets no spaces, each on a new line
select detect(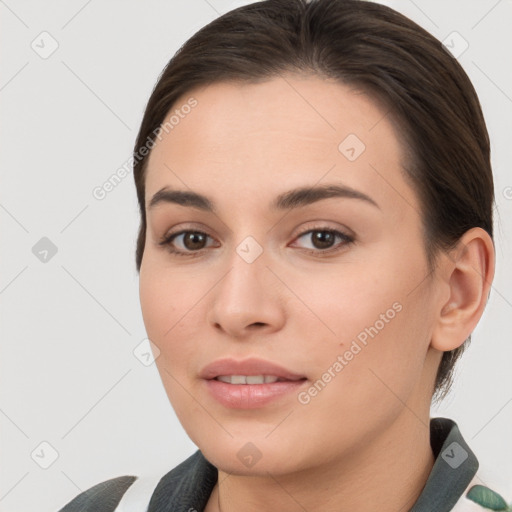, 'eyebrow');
147,183,380,212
